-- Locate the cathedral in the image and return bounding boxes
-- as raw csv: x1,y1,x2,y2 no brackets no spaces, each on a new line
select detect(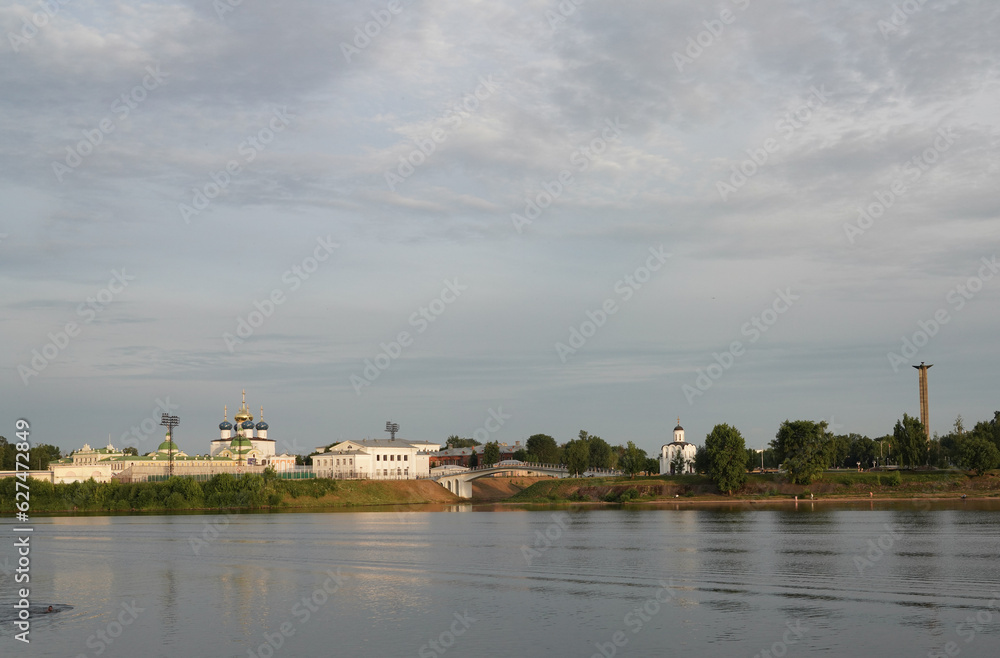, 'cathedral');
49,390,295,483
659,419,697,475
